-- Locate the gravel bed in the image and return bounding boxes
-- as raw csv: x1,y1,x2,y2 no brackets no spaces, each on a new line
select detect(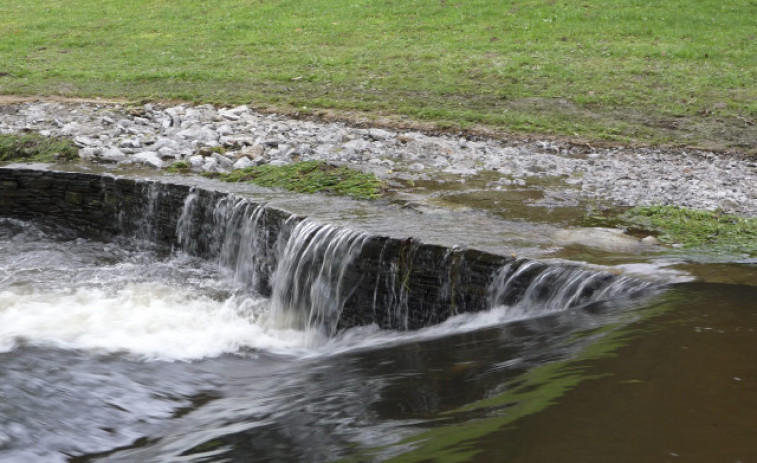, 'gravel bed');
2,101,756,215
